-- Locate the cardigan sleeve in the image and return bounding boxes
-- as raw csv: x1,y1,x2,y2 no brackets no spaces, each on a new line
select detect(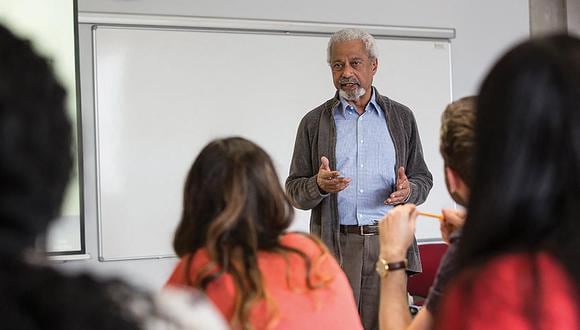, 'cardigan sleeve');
286,114,327,210
403,109,433,205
